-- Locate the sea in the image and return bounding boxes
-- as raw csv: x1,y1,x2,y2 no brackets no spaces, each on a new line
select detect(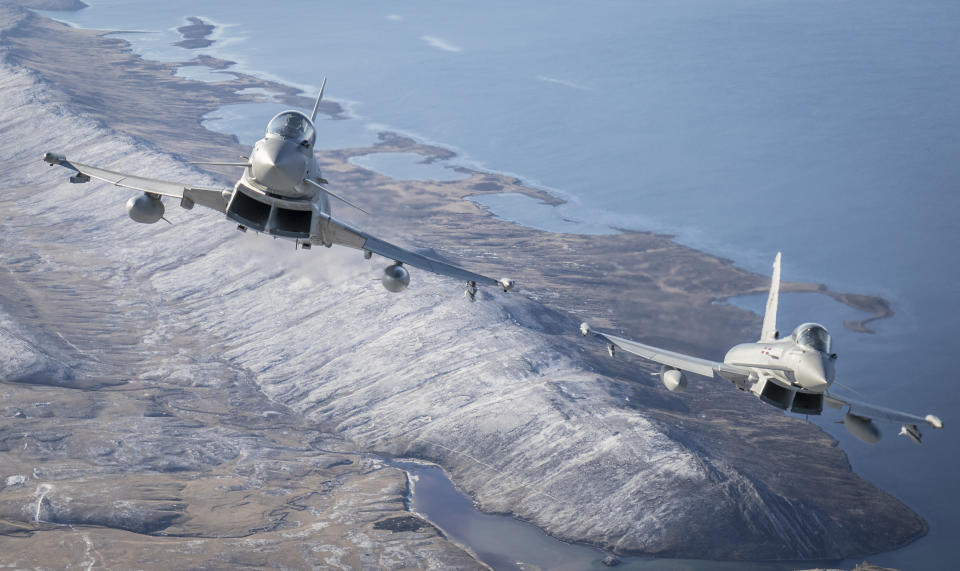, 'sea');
35,1,960,569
